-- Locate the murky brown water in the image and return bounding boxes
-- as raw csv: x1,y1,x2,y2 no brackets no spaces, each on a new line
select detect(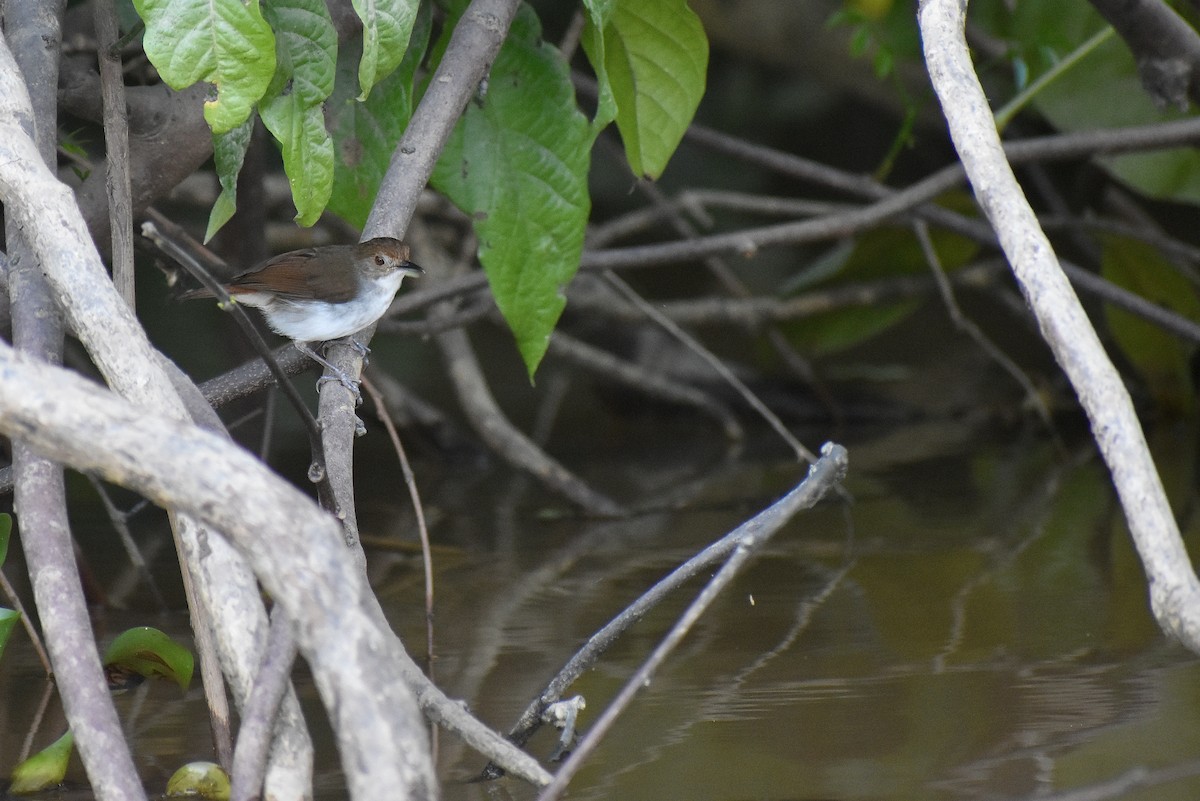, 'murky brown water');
4,402,1200,800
